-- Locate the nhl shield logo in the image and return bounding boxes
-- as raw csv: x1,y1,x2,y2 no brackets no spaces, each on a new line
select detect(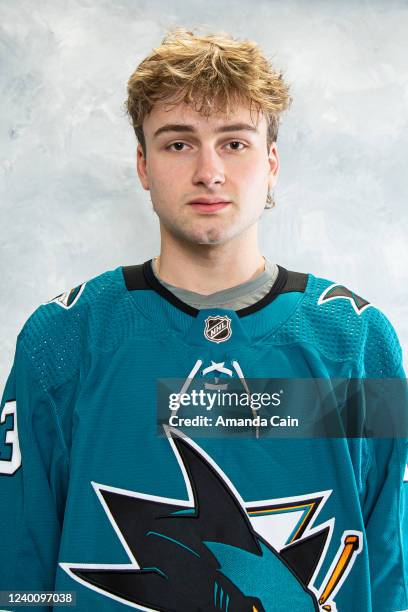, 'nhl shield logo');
204,315,232,343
